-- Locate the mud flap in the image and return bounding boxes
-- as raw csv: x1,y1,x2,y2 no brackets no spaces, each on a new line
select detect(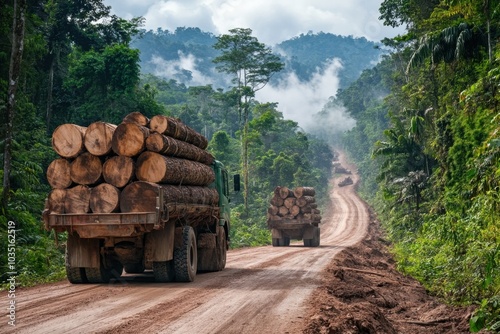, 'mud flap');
144,220,175,263
67,232,100,268
302,226,316,240
271,228,283,239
